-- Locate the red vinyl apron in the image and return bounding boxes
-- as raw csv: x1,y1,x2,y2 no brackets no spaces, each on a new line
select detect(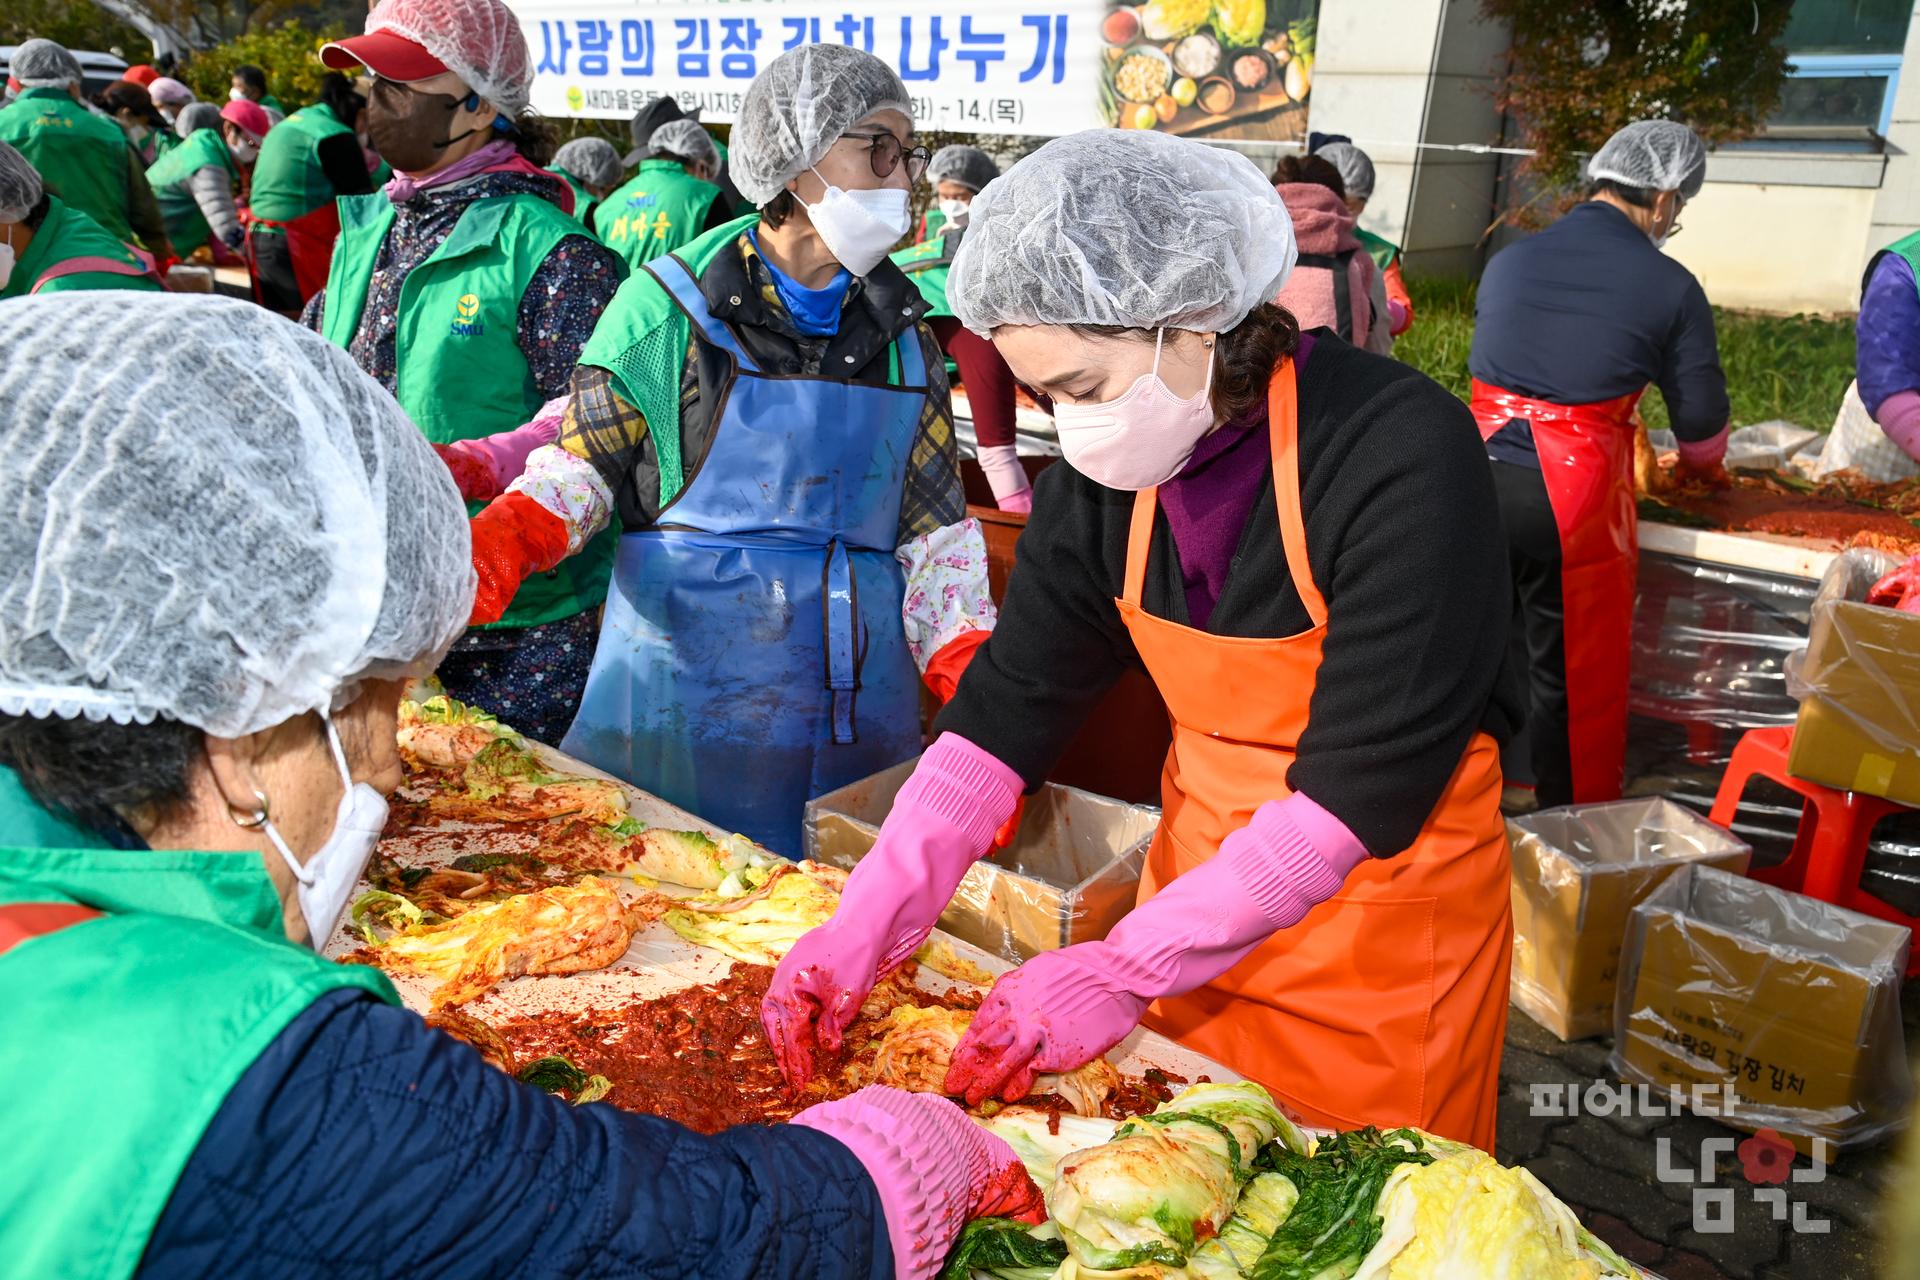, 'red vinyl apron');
1128,359,1513,1150
248,200,343,306
1469,380,1642,803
